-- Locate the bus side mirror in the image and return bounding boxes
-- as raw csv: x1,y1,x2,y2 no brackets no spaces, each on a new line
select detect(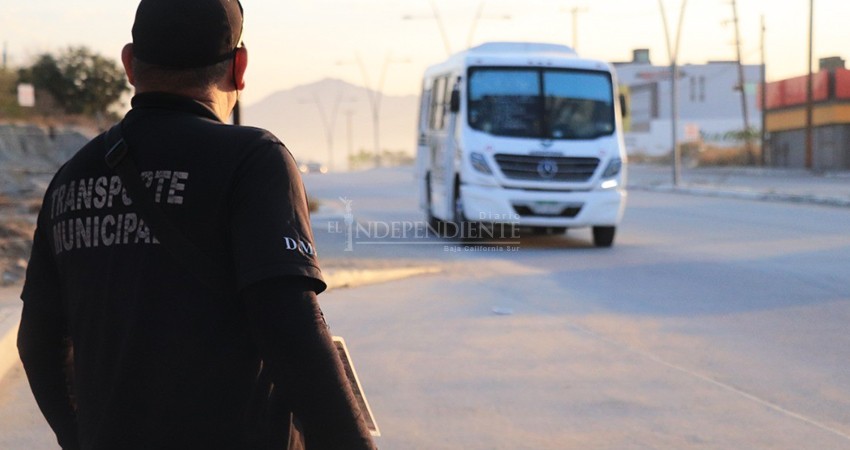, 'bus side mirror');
450,89,460,113
619,93,628,119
